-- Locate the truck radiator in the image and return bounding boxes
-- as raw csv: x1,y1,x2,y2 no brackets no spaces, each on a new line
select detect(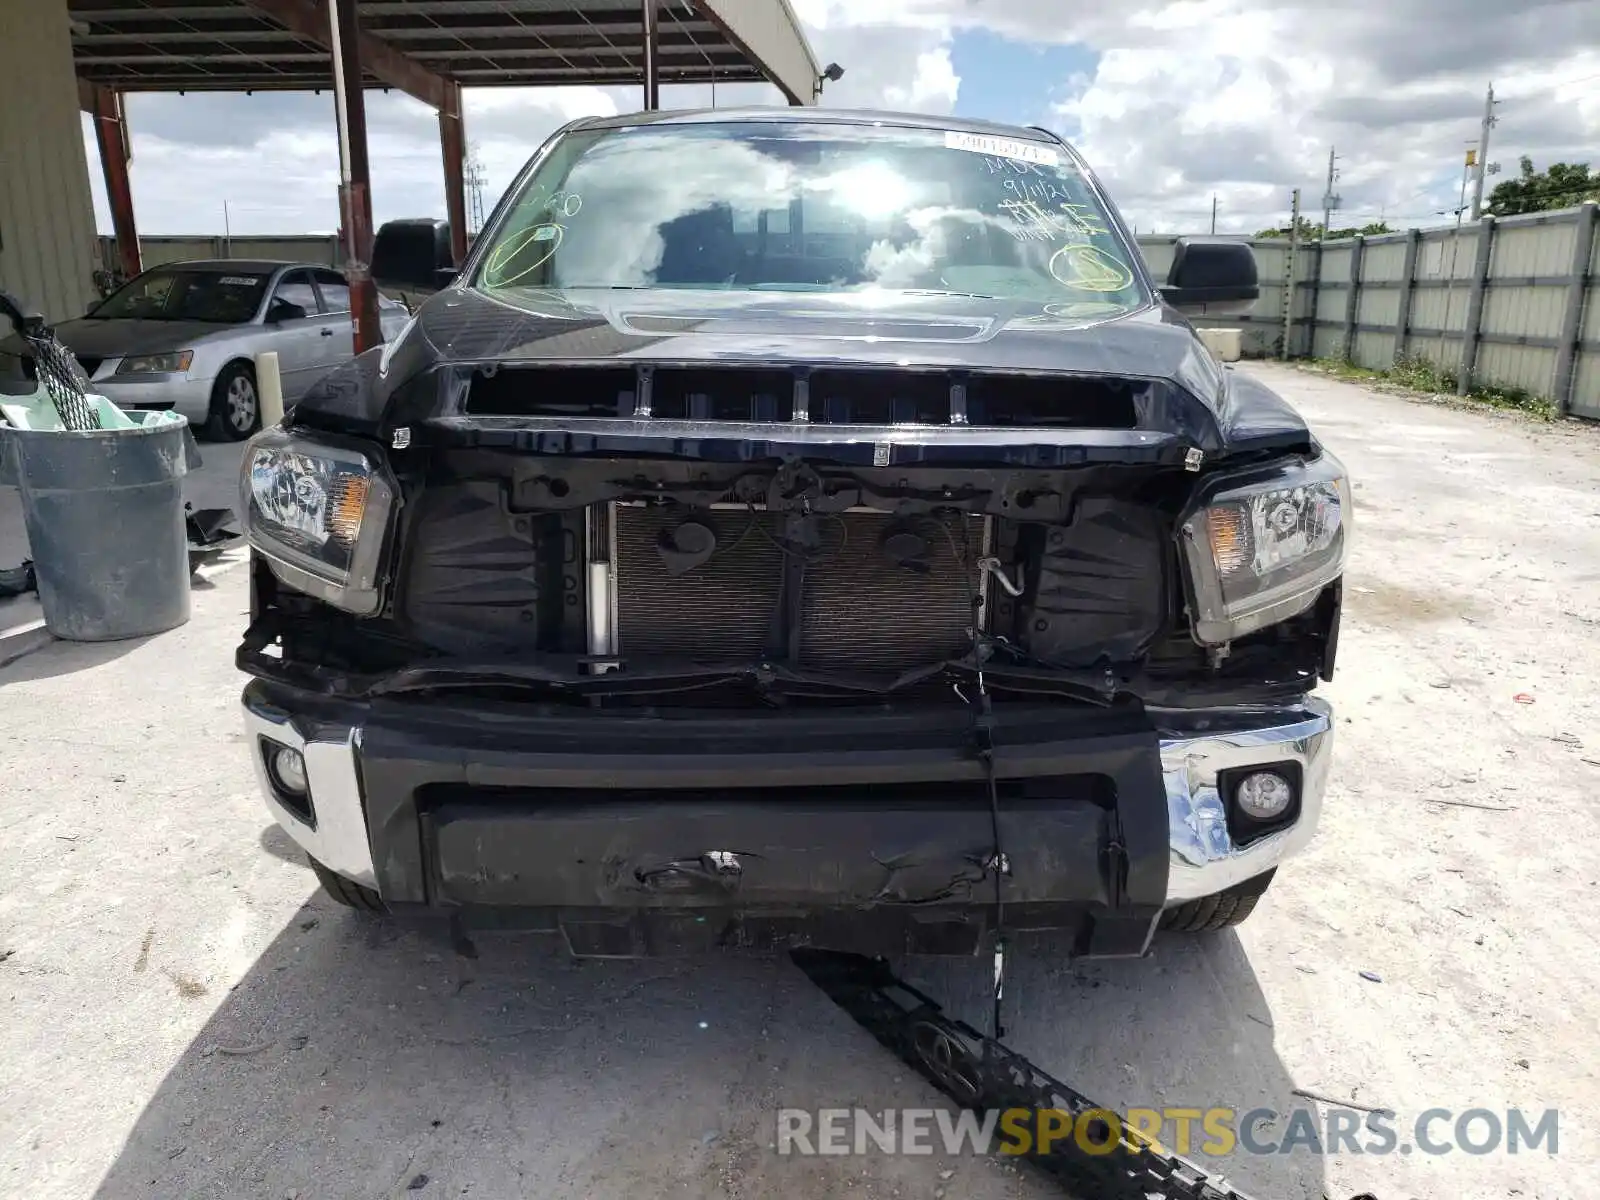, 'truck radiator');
611,504,988,674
